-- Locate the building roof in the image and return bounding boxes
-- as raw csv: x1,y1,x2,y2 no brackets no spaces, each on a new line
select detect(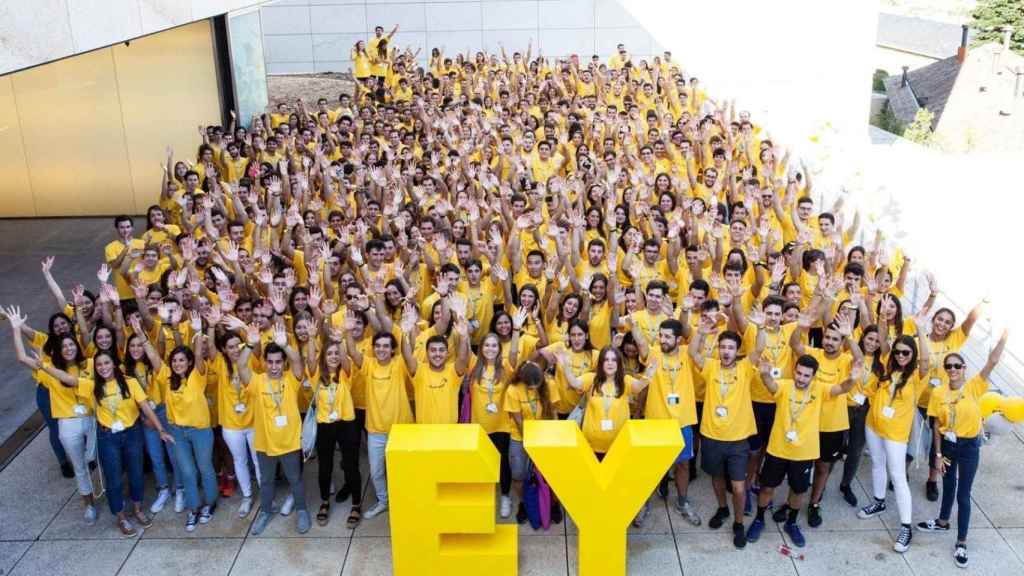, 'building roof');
876,13,971,59
883,42,1024,152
